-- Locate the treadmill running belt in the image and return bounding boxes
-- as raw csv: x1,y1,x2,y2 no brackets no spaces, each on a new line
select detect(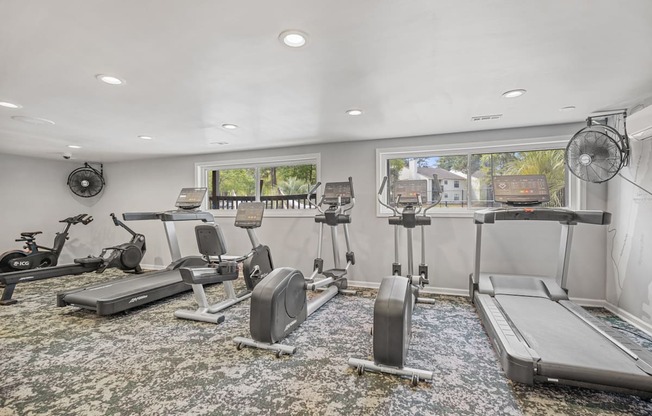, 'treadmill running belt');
495,295,652,392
